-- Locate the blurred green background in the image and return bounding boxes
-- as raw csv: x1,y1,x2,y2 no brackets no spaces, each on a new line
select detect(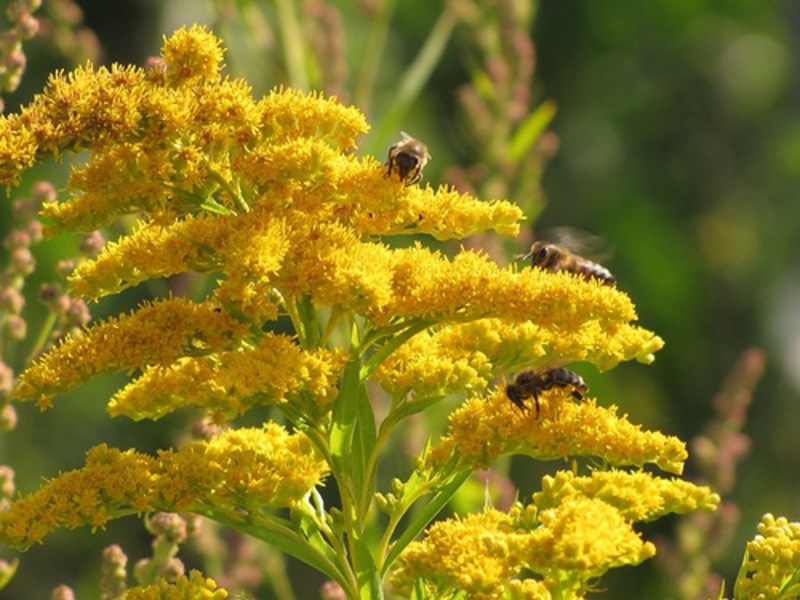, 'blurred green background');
1,0,799,597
